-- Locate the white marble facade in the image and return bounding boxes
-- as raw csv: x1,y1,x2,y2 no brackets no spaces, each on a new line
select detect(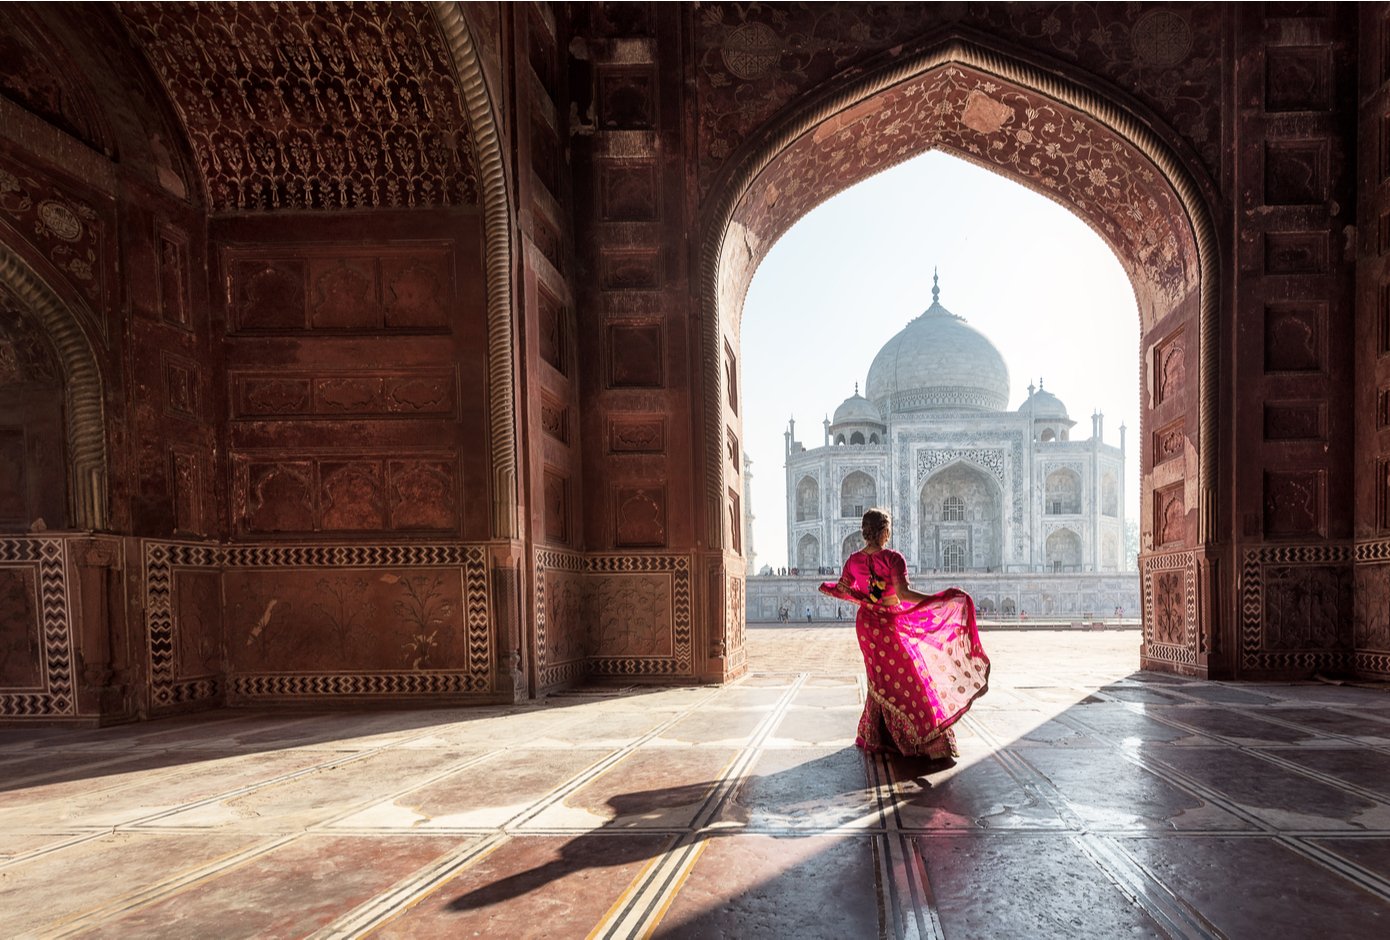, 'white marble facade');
781,278,1131,593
